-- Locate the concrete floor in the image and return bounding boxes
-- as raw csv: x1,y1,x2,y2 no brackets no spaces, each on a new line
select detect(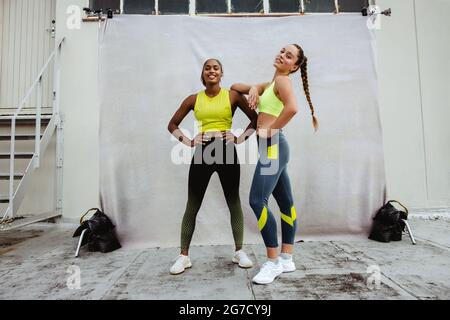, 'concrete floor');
0,216,449,300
